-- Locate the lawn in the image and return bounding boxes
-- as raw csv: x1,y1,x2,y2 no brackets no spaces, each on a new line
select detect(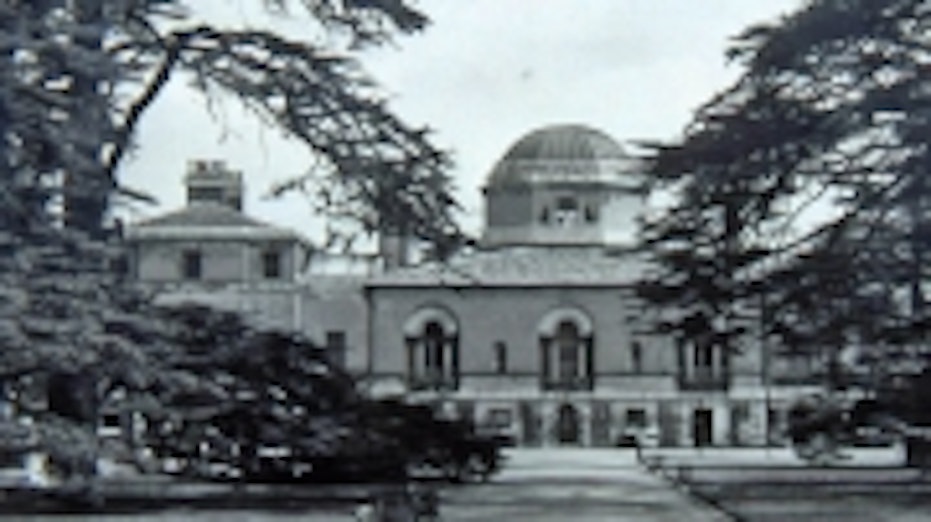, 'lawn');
688,471,931,522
